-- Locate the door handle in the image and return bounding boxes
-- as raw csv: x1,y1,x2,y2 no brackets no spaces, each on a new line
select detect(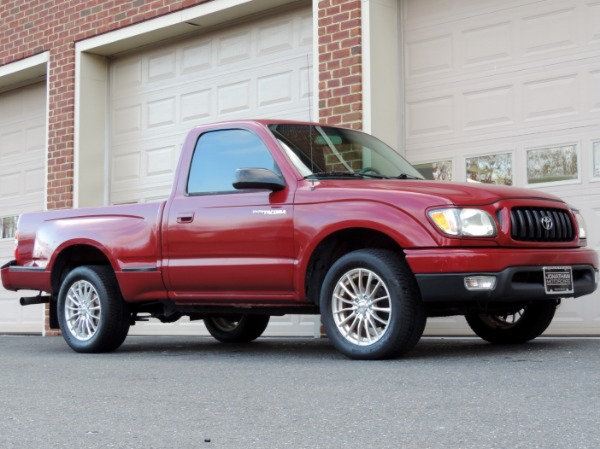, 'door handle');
176,213,194,224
